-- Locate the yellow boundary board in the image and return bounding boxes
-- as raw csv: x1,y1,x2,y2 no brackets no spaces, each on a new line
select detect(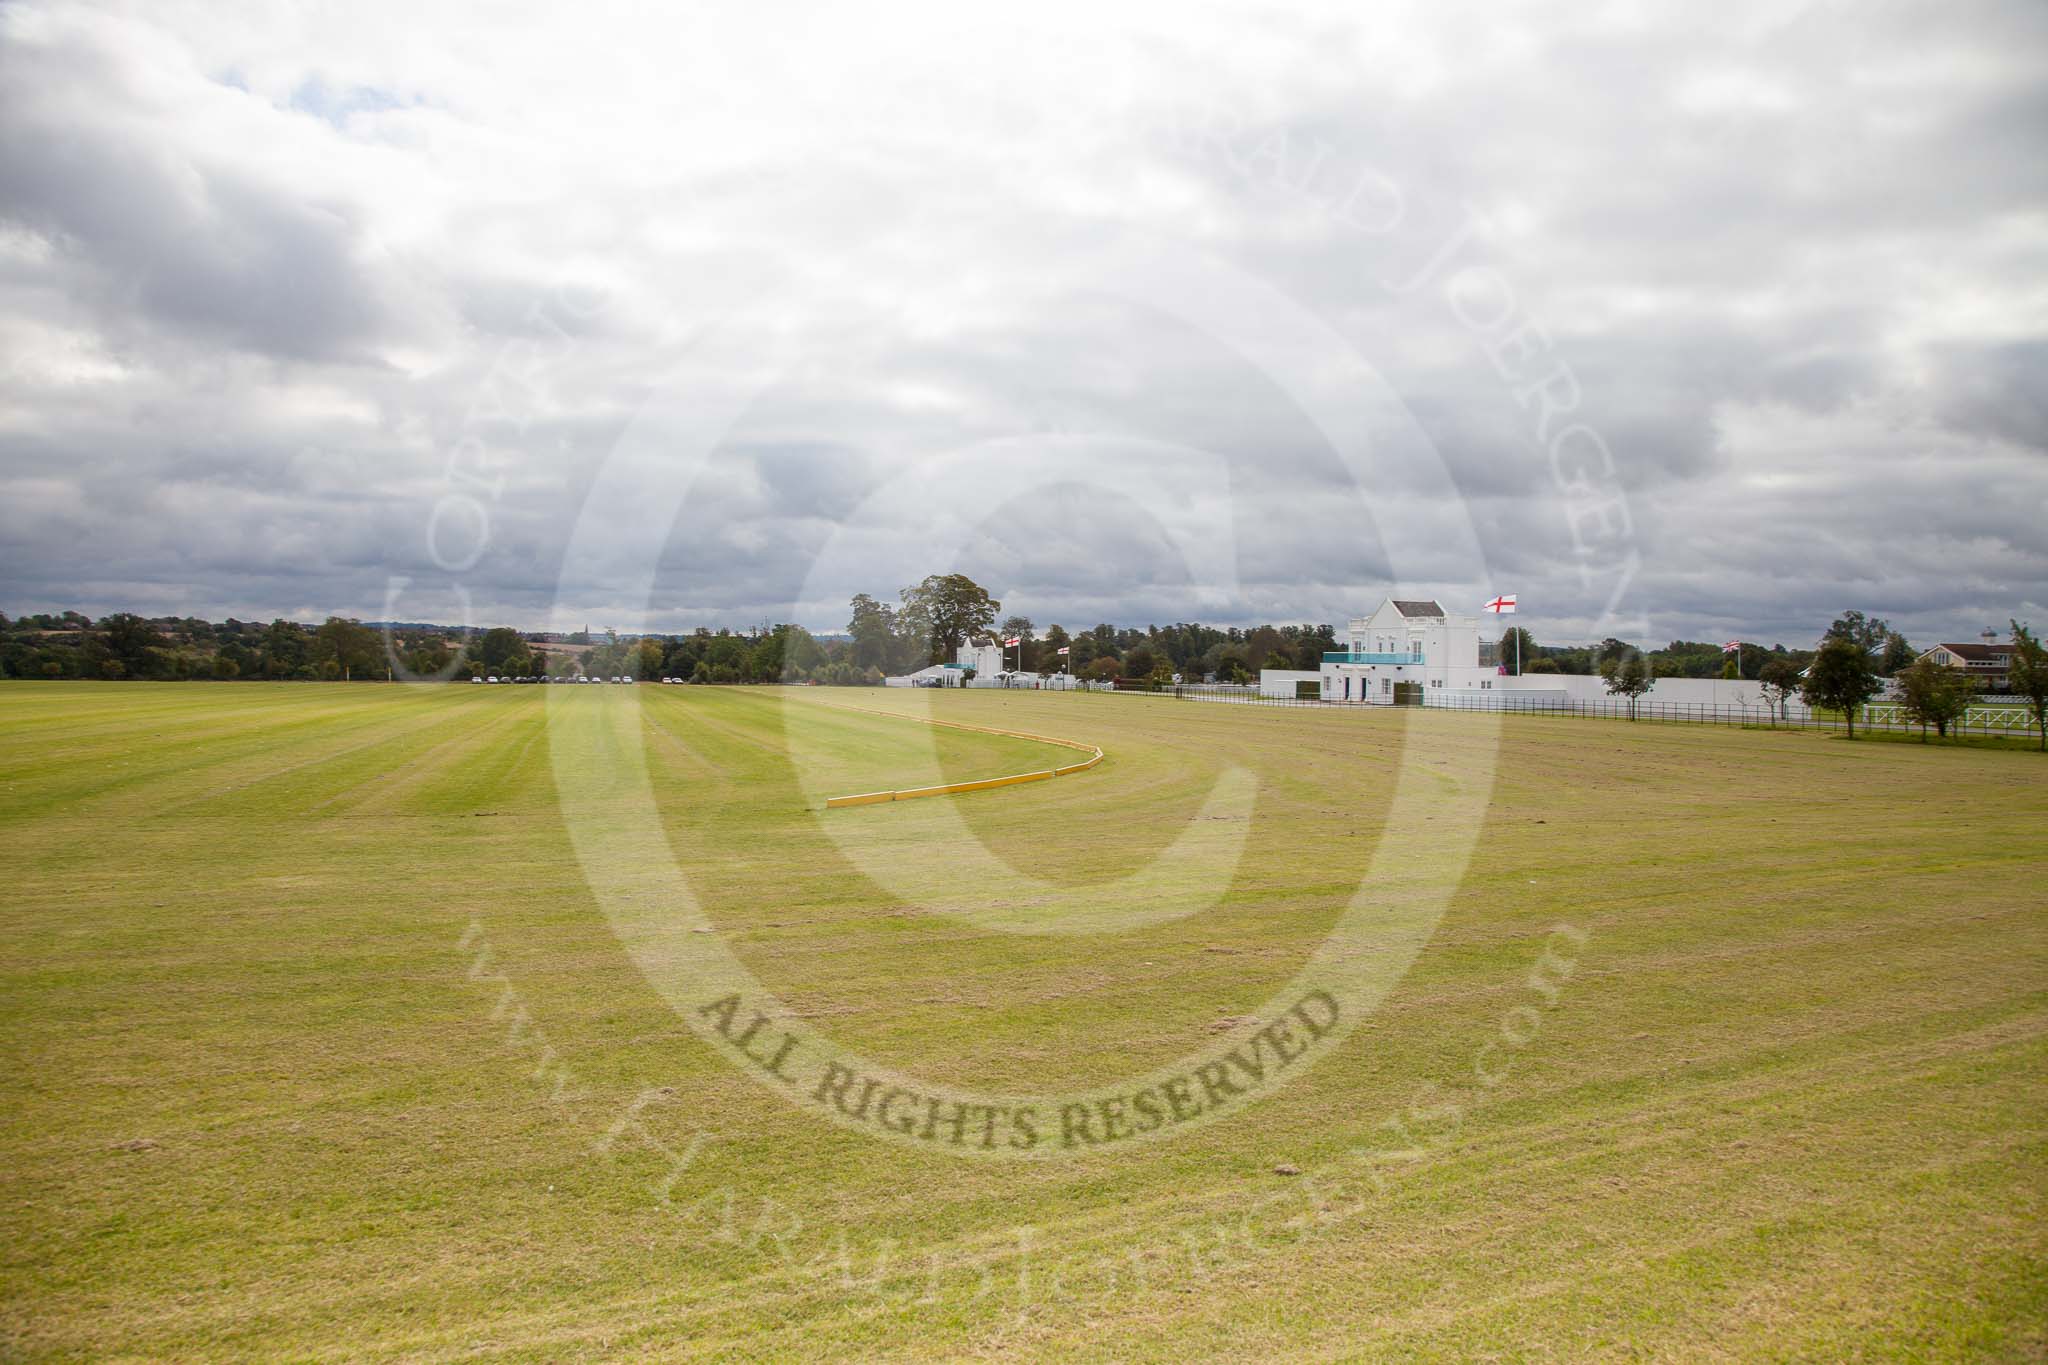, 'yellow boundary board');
815,705,1104,809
